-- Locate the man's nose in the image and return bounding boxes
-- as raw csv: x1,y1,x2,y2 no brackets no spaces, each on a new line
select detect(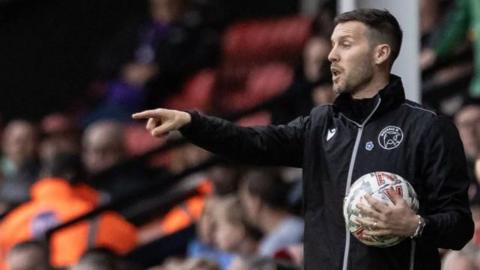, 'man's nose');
328,48,338,63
